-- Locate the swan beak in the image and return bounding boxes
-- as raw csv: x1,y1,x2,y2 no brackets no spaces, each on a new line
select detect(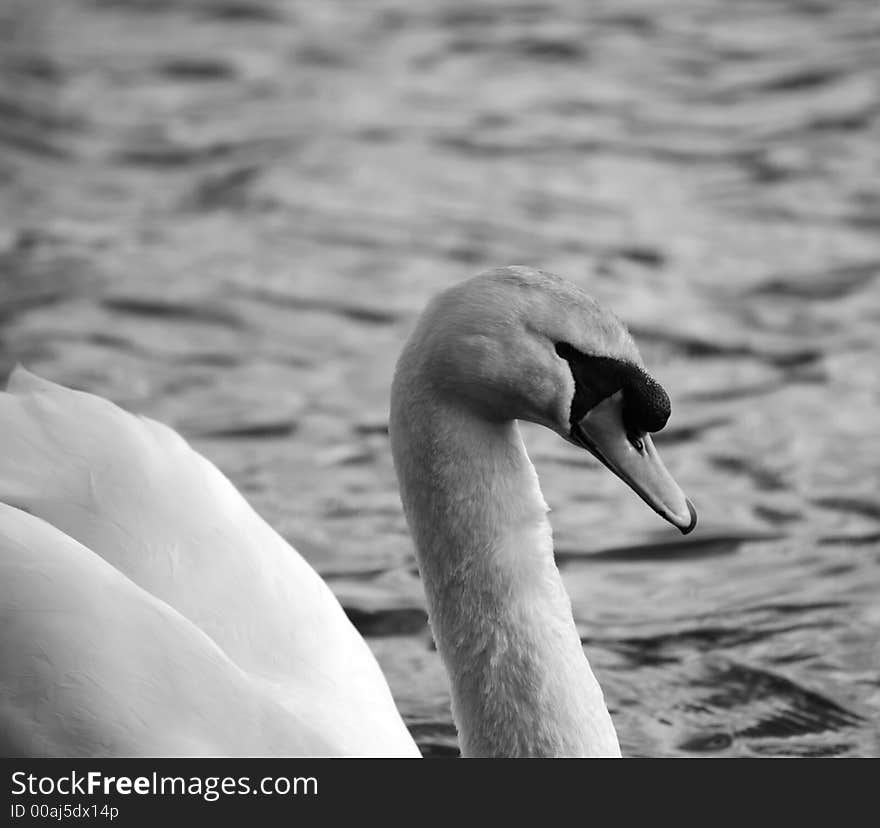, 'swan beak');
569,392,697,534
